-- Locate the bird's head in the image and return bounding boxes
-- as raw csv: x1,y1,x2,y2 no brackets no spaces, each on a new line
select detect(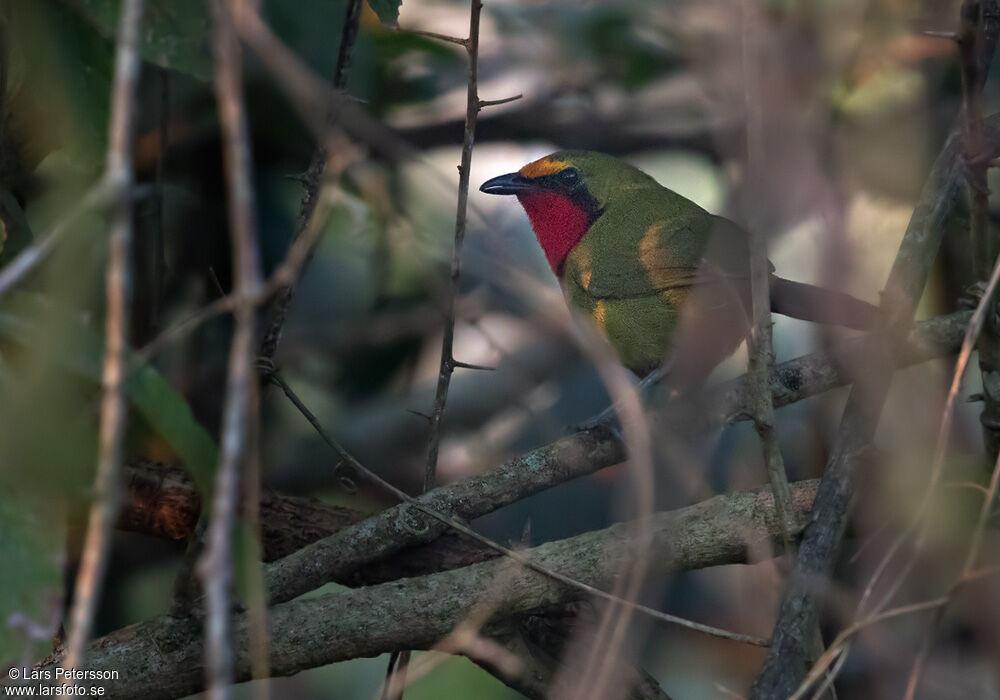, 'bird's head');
480,150,653,275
